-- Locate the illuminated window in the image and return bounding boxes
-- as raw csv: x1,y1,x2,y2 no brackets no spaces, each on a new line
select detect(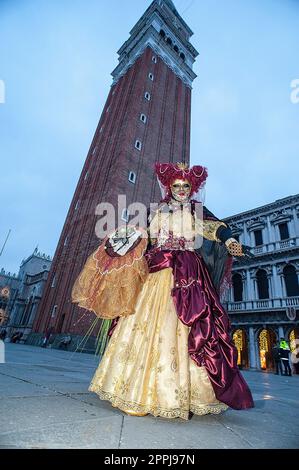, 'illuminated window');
258,329,276,370
233,330,244,366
